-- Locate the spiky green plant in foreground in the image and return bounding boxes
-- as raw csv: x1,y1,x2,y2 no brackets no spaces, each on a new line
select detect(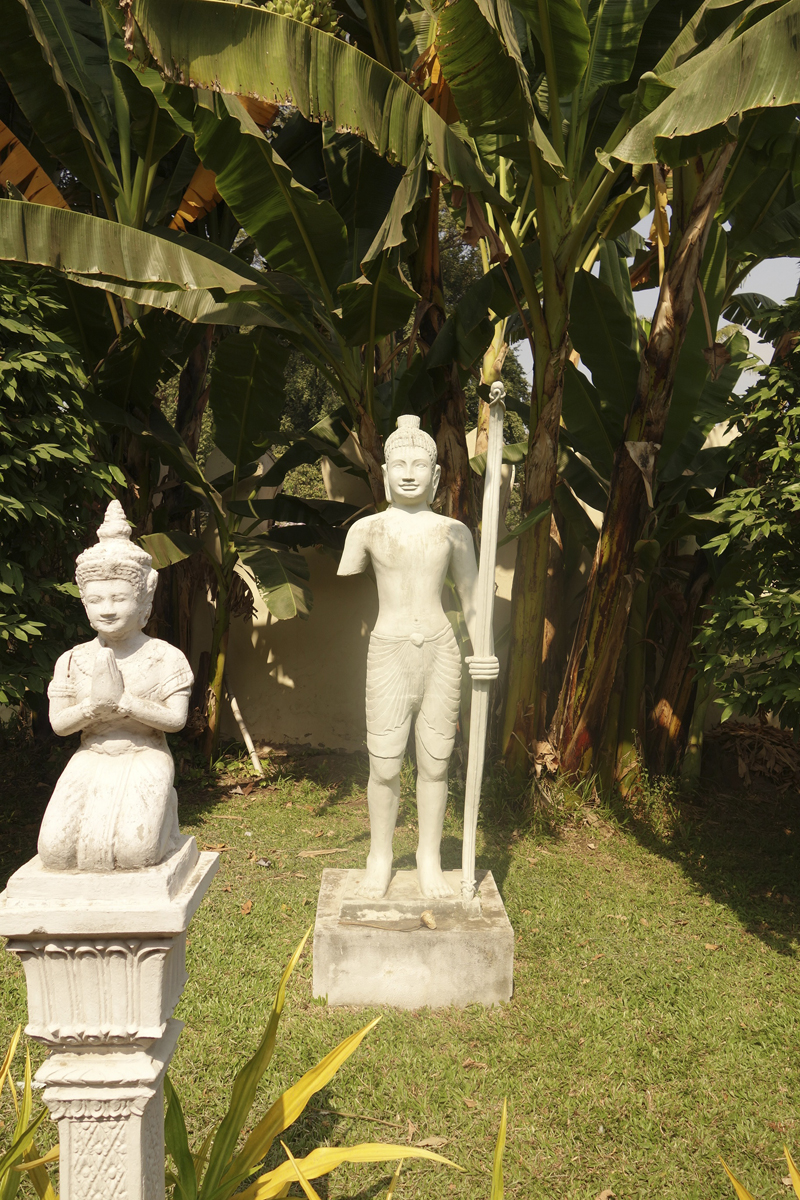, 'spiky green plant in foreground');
164,930,456,1199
